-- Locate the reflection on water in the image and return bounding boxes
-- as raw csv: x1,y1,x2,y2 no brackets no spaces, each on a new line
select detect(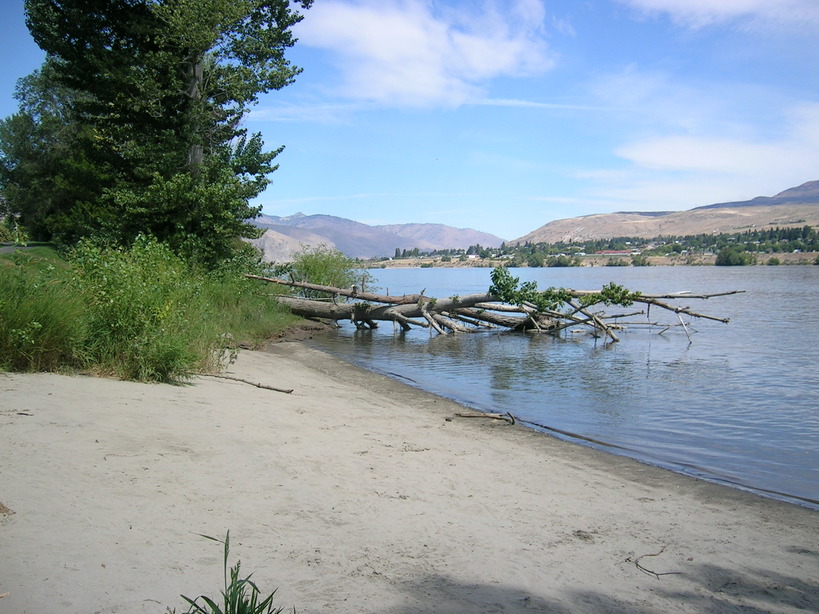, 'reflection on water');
308,266,819,509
